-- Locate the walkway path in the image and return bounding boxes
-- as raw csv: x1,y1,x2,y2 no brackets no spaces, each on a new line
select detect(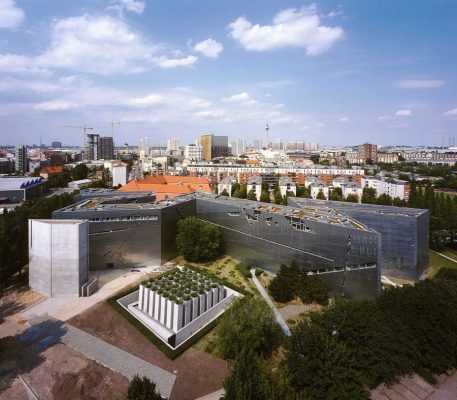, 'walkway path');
250,269,291,336
432,250,457,264
28,316,176,399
